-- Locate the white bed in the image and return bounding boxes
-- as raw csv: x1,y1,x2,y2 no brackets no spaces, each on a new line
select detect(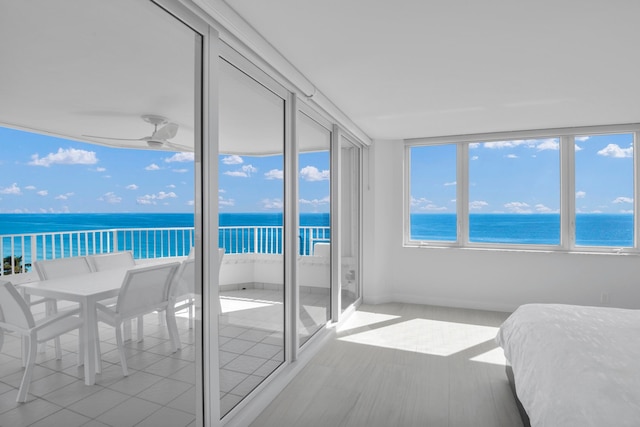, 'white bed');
496,303,640,427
